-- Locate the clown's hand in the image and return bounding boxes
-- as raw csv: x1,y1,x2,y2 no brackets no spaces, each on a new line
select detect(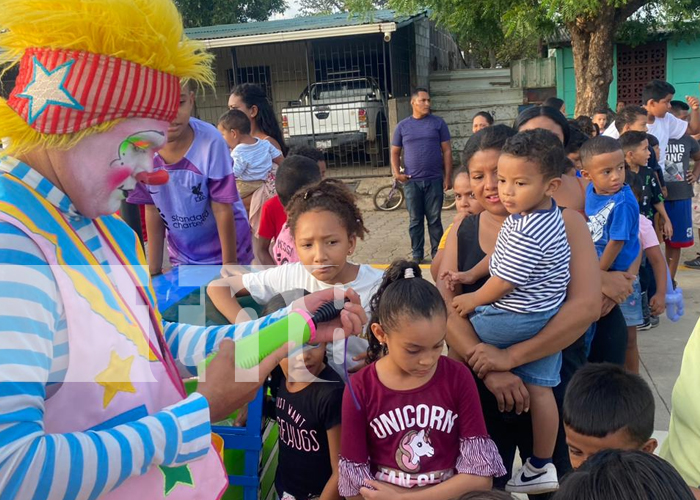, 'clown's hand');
197,339,289,422
292,288,367,343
